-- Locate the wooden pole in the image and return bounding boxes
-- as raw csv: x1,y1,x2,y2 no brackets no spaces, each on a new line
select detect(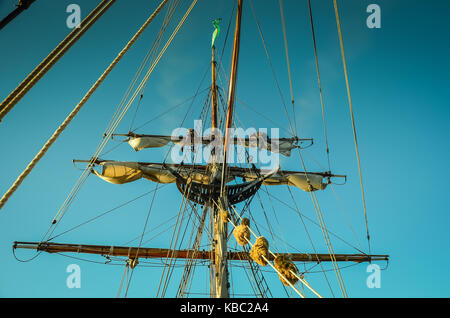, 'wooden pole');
222,0,243,178
214,0,243,298
211,45,218,130
13,241,389,263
